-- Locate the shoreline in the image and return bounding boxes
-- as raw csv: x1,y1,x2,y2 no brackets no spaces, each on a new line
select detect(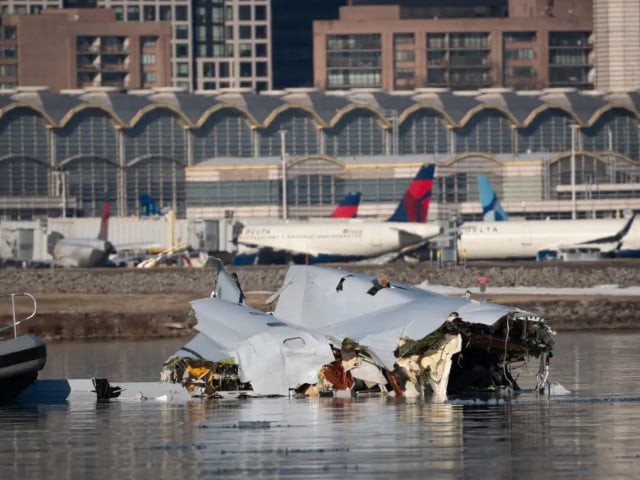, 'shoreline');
3,291,640,341
1,262,639,340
